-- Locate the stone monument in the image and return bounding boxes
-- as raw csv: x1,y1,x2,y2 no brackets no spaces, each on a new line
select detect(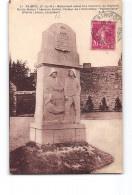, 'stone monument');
30,23,86,145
